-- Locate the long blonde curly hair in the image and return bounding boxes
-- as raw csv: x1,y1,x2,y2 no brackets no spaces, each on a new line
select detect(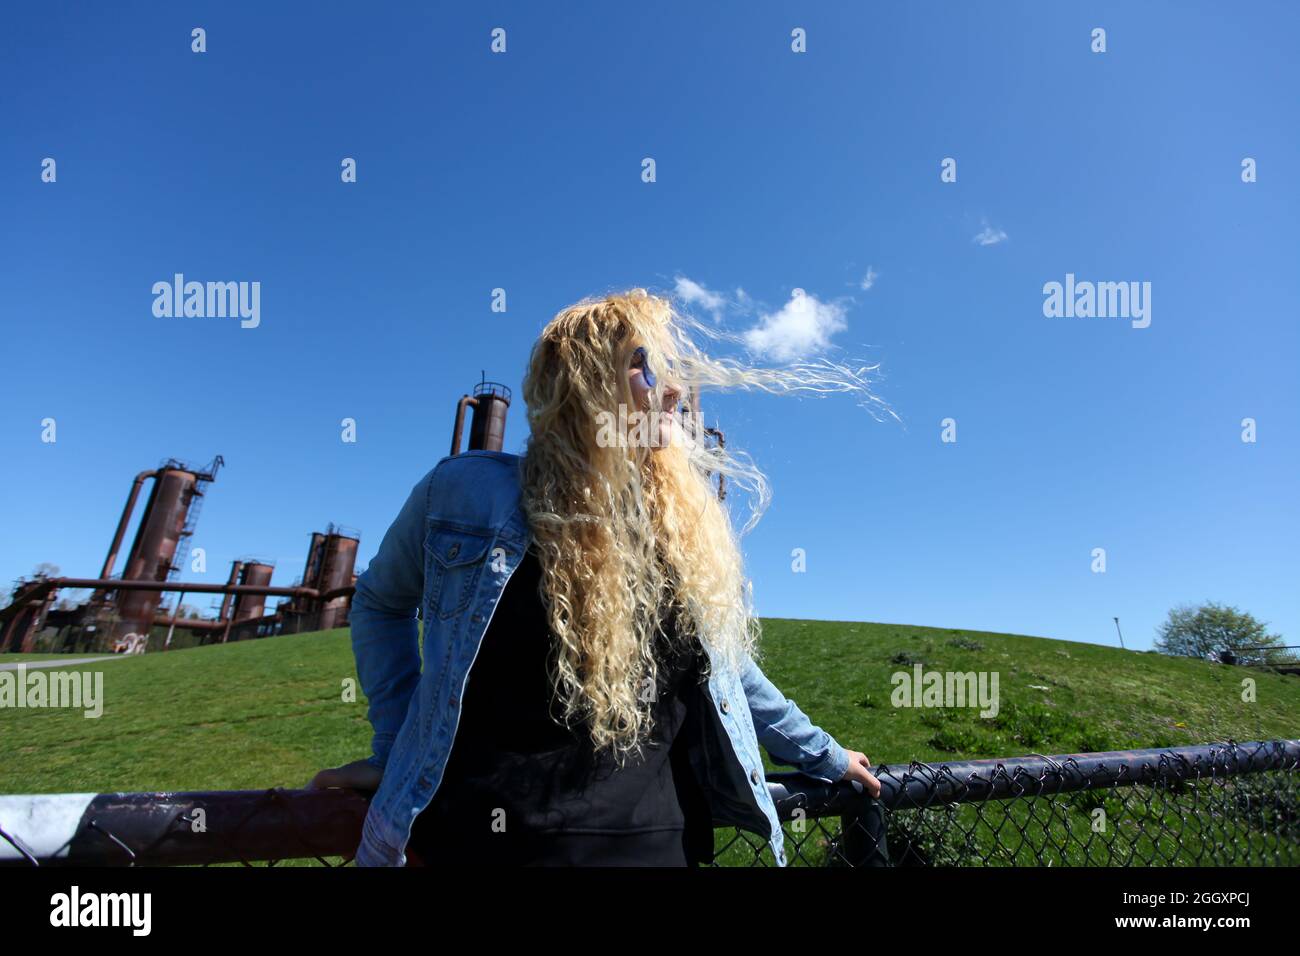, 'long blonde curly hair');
520,288,890,764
